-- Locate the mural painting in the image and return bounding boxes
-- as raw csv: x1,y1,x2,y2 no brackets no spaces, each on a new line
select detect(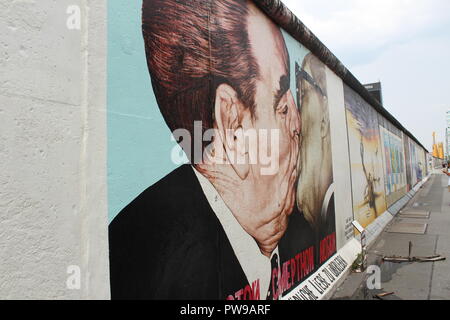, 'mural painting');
108,0,338,300
344,86,387,228
107,0,429,301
